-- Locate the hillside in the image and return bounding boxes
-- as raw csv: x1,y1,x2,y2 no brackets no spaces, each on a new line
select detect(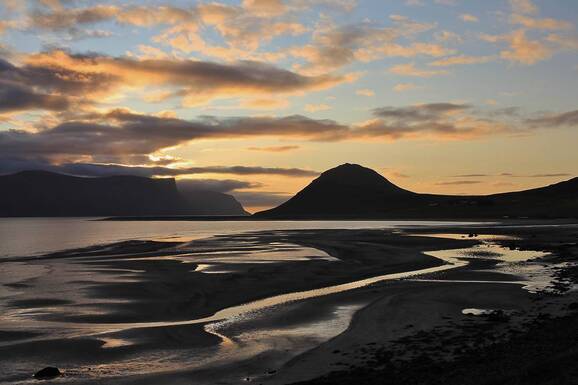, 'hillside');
0,171,248,217
254,164,578,219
